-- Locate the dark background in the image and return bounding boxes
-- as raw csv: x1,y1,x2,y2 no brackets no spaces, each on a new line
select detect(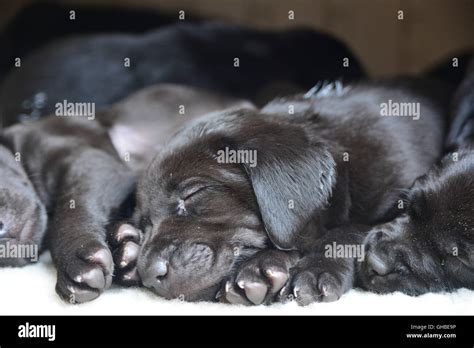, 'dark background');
0,0,473,78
